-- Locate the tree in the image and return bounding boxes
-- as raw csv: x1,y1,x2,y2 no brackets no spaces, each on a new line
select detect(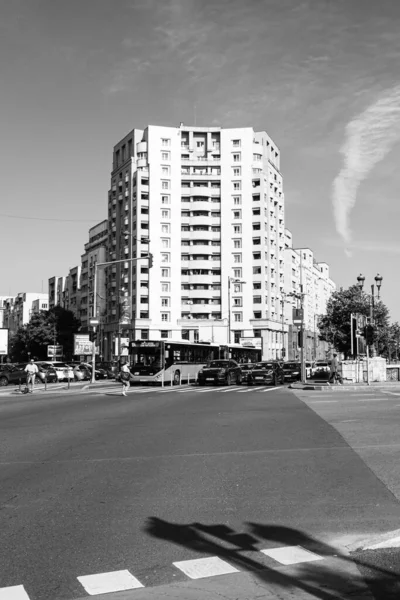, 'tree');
9,307,81,361
318,285,390,359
